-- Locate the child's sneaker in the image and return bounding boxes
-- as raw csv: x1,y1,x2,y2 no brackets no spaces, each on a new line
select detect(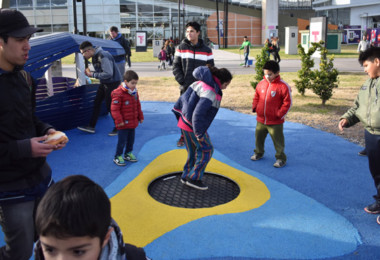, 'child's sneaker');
124,152,137,162
113,155,126,166
250,153,263,161
273,159,286,168
185,179,208,190
364,200,380,214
